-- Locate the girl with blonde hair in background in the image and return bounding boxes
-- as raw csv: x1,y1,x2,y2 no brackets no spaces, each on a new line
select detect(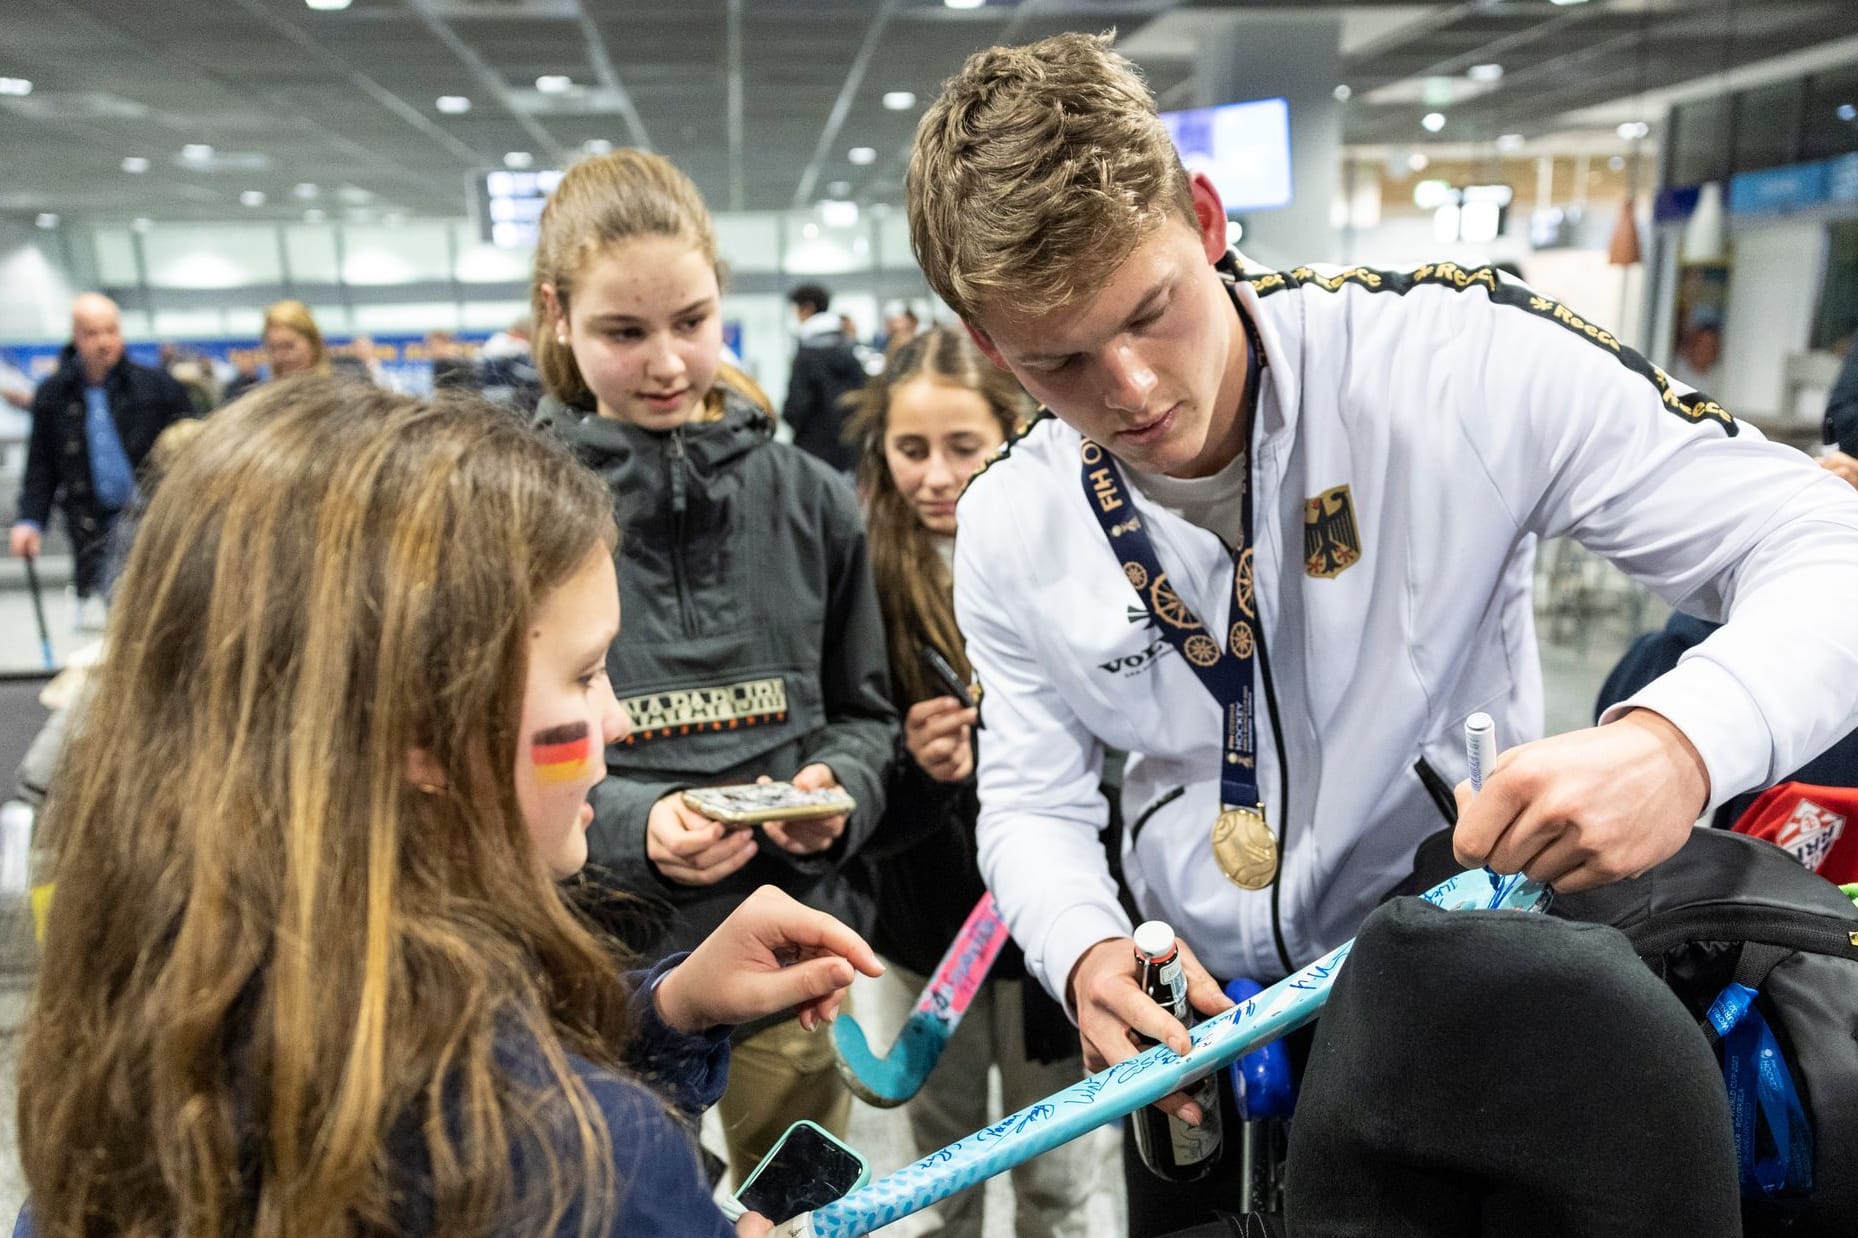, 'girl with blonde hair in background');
850,326,1098,1237
531,149,897,1184
16,378,879,1236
